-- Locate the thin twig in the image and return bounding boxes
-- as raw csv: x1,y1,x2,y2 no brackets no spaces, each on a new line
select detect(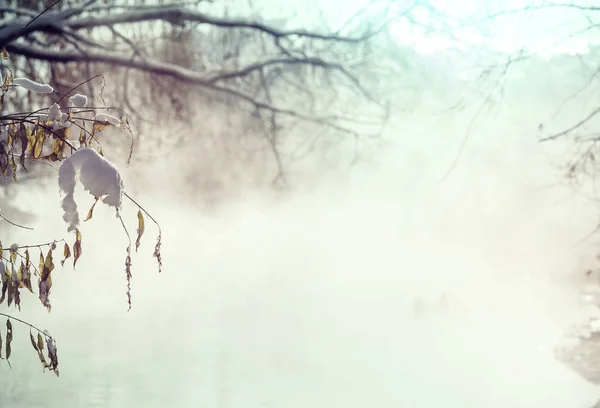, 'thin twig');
123,192,161,235
2,239,64,251
0,213,33,230
0,312,53,340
